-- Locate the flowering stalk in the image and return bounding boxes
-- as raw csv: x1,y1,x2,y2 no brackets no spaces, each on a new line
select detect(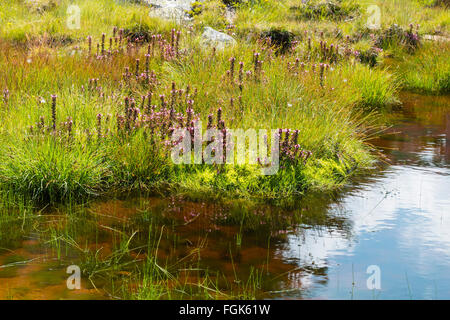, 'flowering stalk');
145,54,150,79
160,94,166,109
319,63,325,87
51,95,57,131
217,107,222,129
119,28,123,51
186,100,194,127
171,82,177,108
3,89,9,106
229,57,235,81
171,29,175,50
135,59,140,78
97,114,102,140
238,61,244,92
254,52,260,79
87,36,92,56
175,30,181,57
101,33,105,56
67,117,73,138
207,114,214,129
151,35,156,57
